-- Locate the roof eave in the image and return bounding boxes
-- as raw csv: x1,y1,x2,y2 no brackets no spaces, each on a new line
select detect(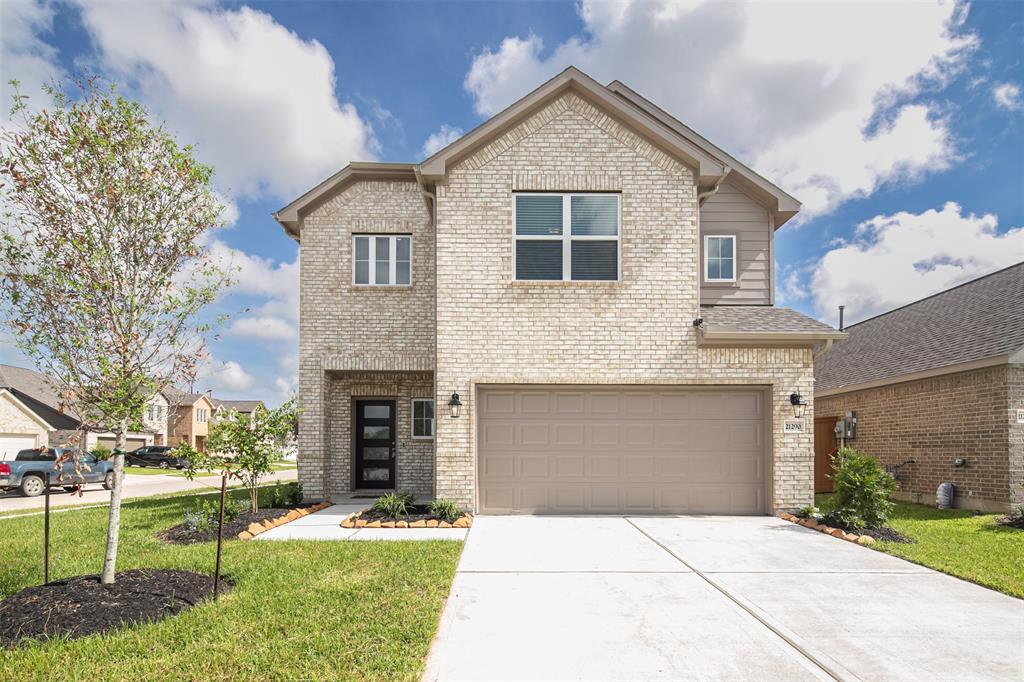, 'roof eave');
699,328,848,346
817,353,1015,397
